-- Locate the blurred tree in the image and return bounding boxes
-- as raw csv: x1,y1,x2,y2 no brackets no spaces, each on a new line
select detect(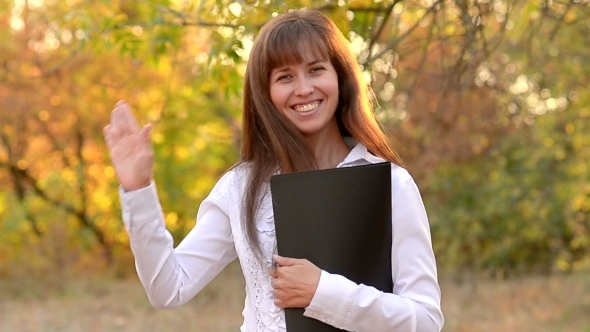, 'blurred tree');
0,0,240,278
